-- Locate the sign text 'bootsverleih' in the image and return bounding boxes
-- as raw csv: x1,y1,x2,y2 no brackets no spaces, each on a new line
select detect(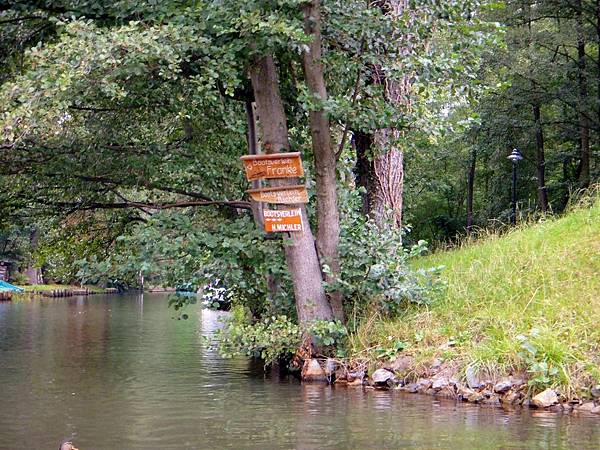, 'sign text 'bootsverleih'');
263,208,303,232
